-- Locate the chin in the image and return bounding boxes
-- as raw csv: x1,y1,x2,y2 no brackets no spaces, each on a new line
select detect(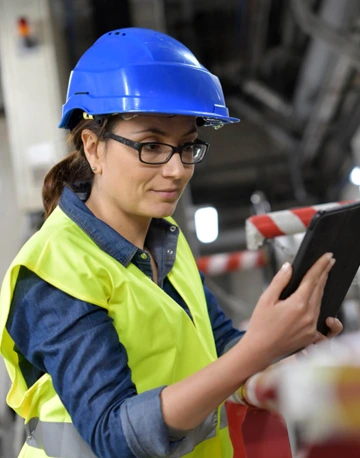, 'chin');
148,203,178,219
